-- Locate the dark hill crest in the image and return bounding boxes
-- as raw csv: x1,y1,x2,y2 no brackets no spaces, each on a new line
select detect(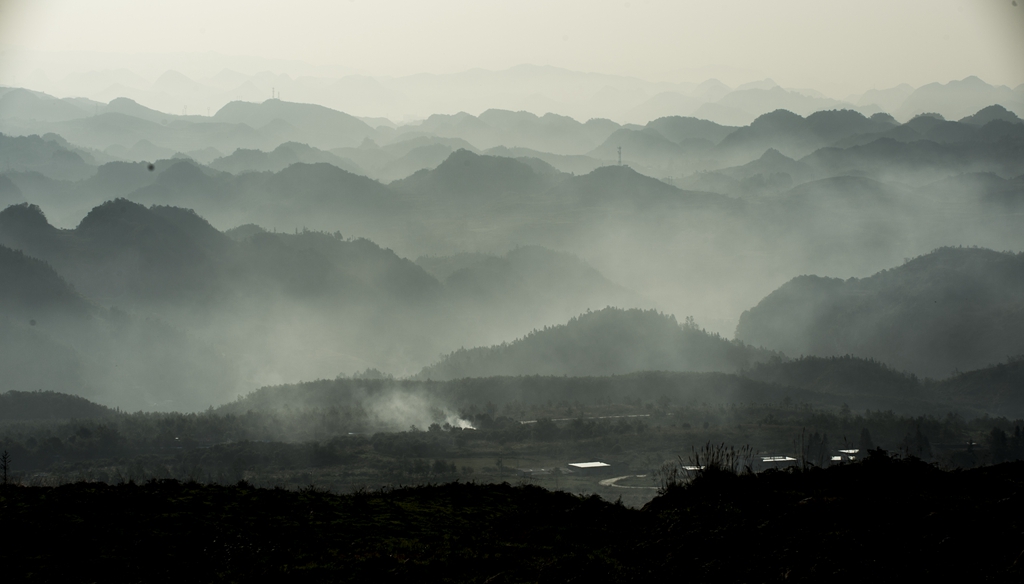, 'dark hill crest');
0,389,116,421
736,247,1024,378
0,202,57,235
0,202,65,256
416,307,775,380
392,149,552,198
644,115,735,145
959,104,1022,126
552,165,730,210
213,99,375,149
265,161,385,191
717,109,895,160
